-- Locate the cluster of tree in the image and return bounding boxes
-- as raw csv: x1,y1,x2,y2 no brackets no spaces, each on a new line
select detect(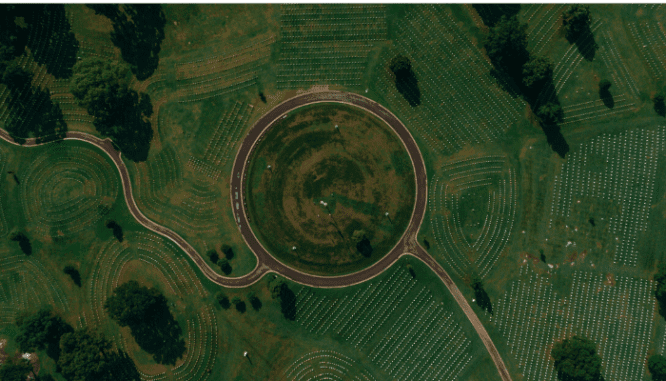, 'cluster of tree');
388,55,421,107
63,265,82,287
0,357,40,381
654,92,666,117
70,57,154,162
562,5,597,61
269,278,296,321
654,262,666,318
472,4,521,27
471,276,492,314
351,230,373,257
9,231,31,255
87,5,166,81
551,335,602,381
649,354,666,381
104,281,185,365
482,12,569,158
216,290,261,313
104,220,123,242
208,244,235,275
16,309,73,363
